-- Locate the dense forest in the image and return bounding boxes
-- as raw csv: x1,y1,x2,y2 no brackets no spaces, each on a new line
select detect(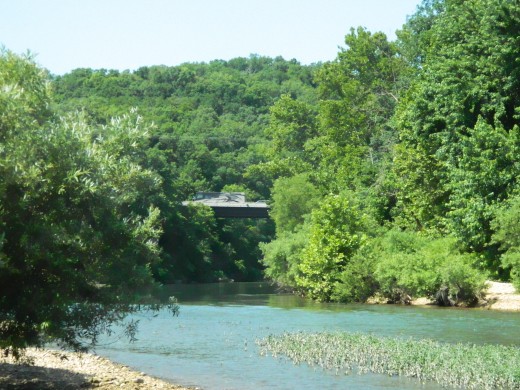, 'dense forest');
51,55,318,284
2,0,520,351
